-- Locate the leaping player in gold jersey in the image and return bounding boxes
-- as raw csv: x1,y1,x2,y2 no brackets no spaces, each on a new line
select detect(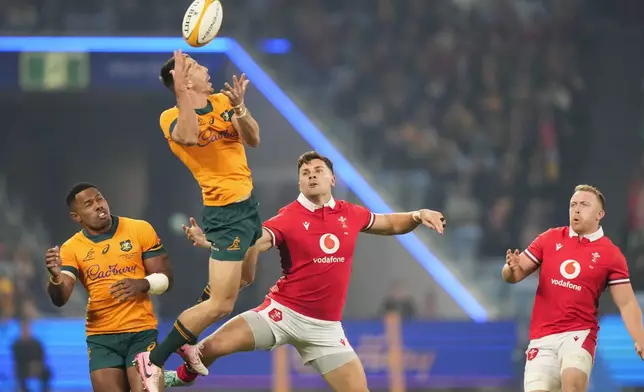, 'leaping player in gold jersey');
135,50,262,392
